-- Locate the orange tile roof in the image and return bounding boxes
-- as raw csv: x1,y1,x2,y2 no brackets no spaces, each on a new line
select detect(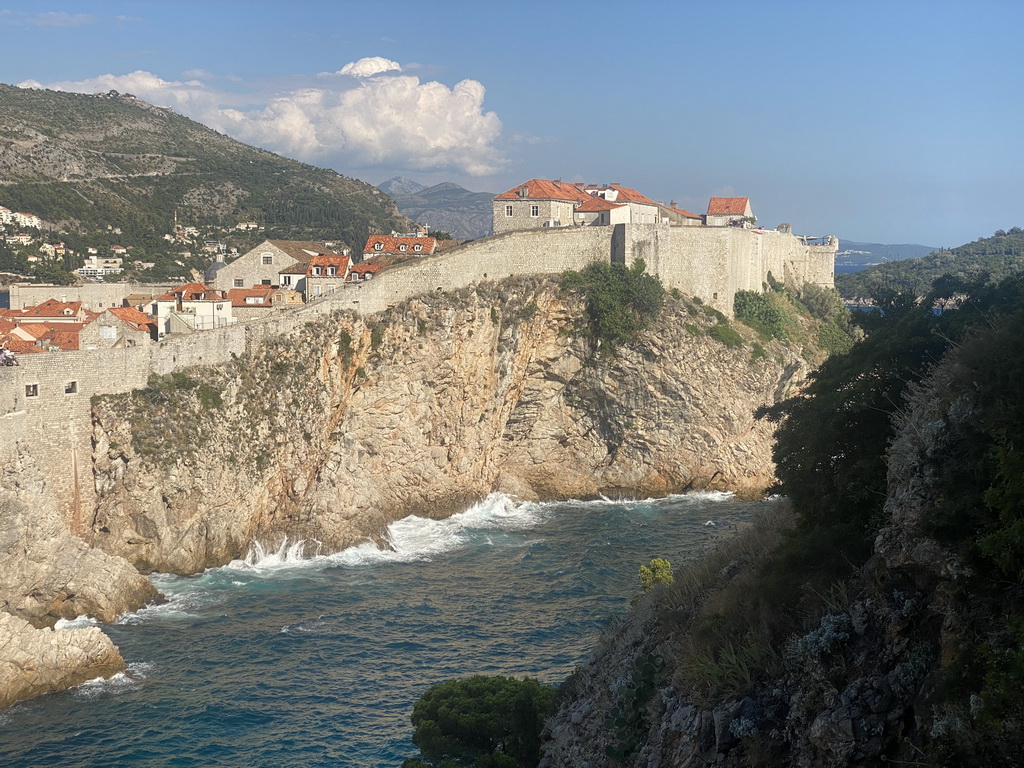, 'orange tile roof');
349,262,384,277
576,196,625,212
15,322,52,340
20,298,85,318
156,282,225,301
306,253,351,276
707,197,750,215
108,306,155,333
494,179,590,203
665,205,702,219
226,287,279,307
601,186,659,206
362,236,437,256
